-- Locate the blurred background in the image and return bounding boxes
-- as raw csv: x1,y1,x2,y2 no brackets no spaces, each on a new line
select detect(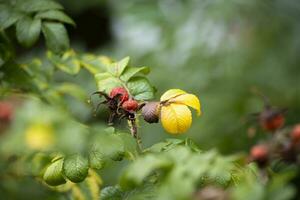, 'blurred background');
1,0,300,199
56,0,300,152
